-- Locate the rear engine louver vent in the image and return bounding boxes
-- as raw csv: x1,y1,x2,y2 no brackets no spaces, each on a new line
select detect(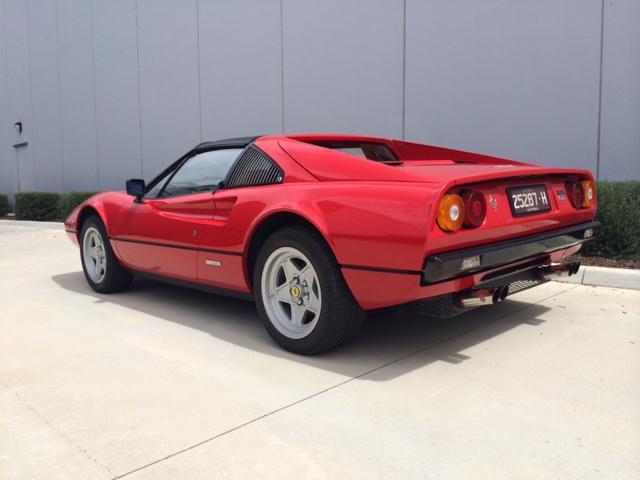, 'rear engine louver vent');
226,147,283,188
